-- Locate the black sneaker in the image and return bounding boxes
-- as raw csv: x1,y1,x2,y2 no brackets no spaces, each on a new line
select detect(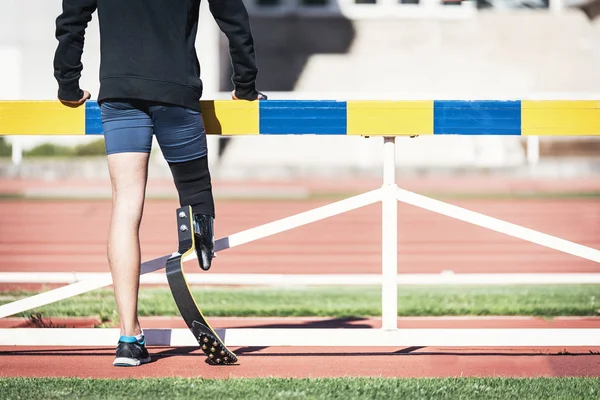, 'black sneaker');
192,213,215,271
113,337,151,367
